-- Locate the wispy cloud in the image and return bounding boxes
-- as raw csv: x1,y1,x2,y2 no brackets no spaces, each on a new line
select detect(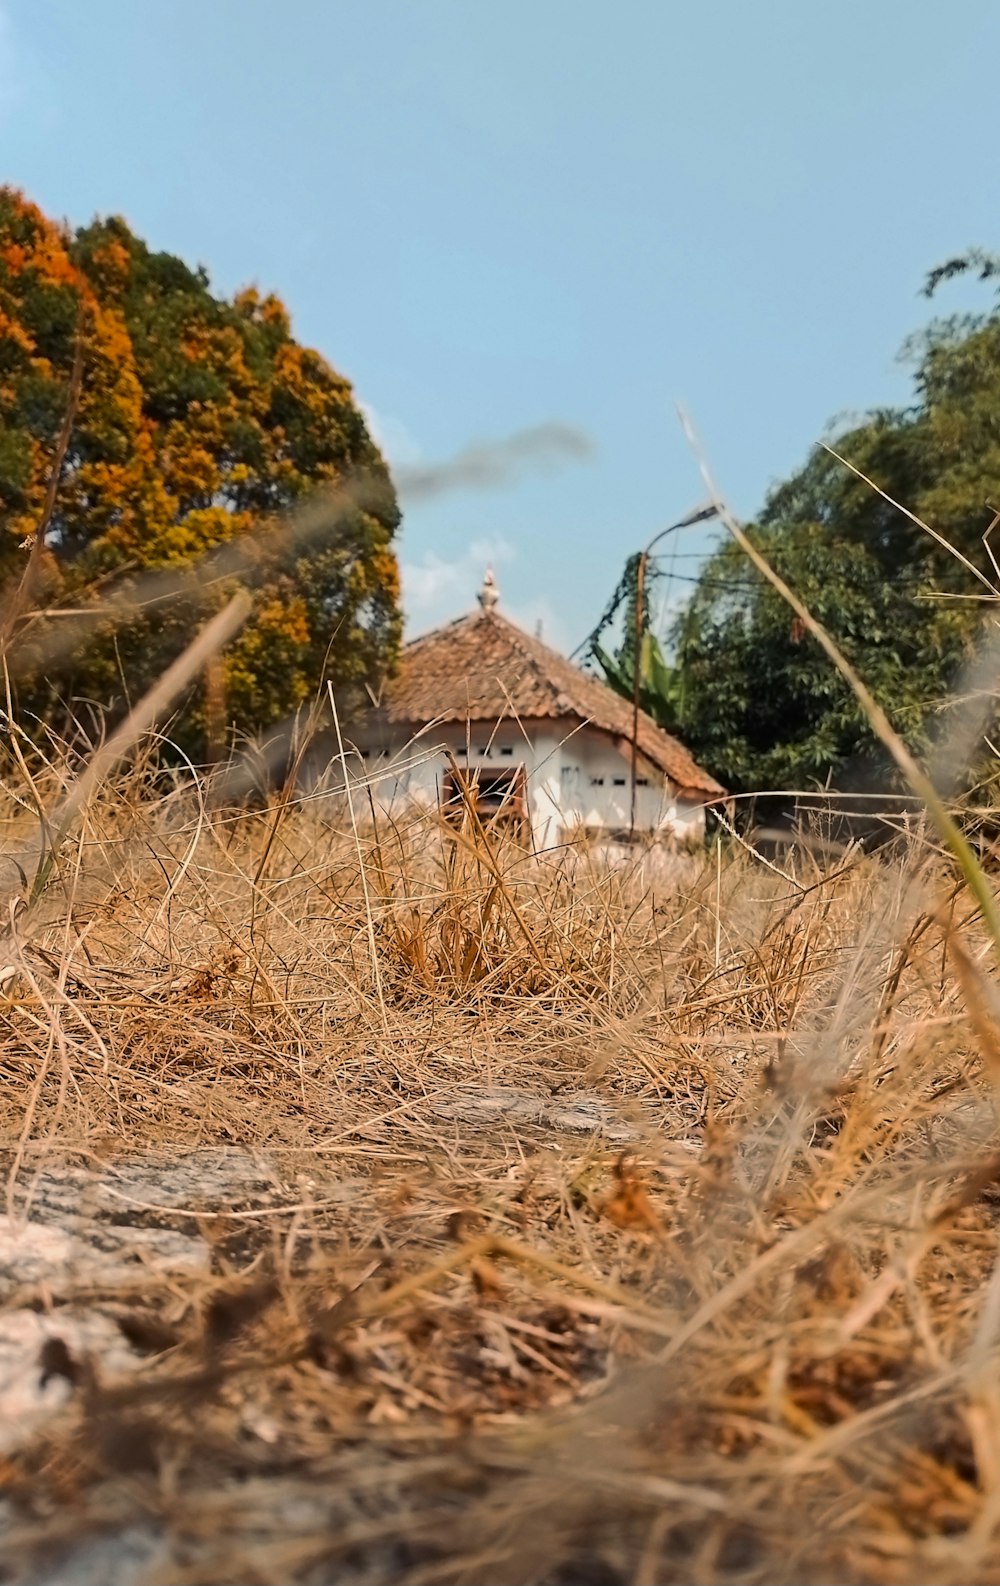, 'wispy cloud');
358,400,423,469
400,540,572,653
401,537,514,630
368,415,593,647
